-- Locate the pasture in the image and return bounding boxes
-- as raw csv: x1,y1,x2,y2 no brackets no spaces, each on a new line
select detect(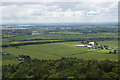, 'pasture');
2,41,118,62
2,55,23,65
